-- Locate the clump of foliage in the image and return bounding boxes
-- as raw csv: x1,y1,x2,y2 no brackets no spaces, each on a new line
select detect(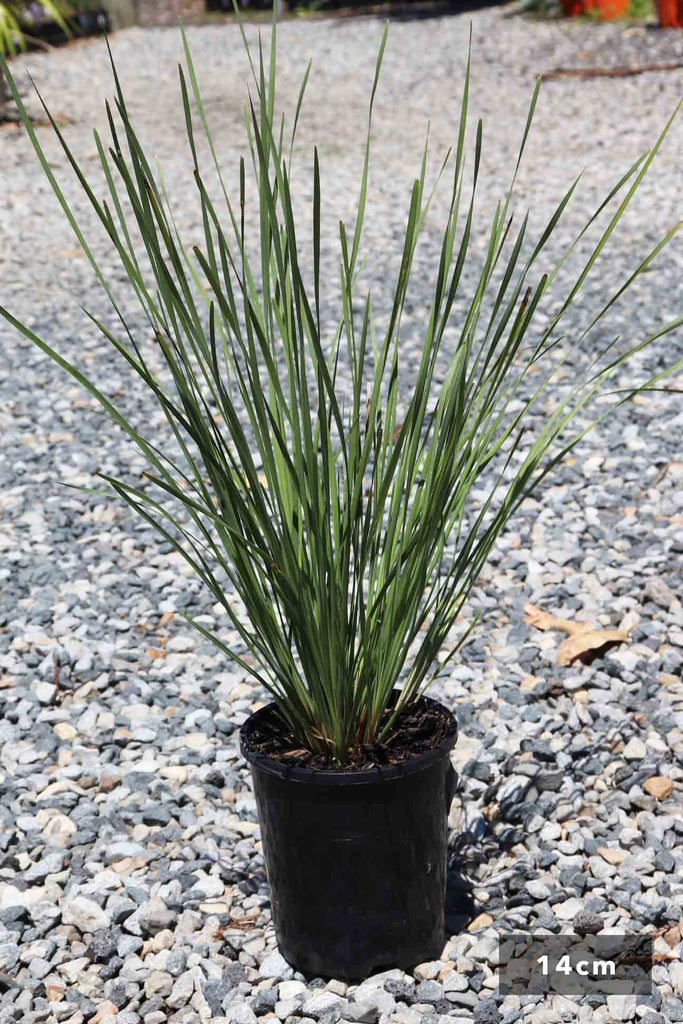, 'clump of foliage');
1,13,681,763
0,0,70,56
